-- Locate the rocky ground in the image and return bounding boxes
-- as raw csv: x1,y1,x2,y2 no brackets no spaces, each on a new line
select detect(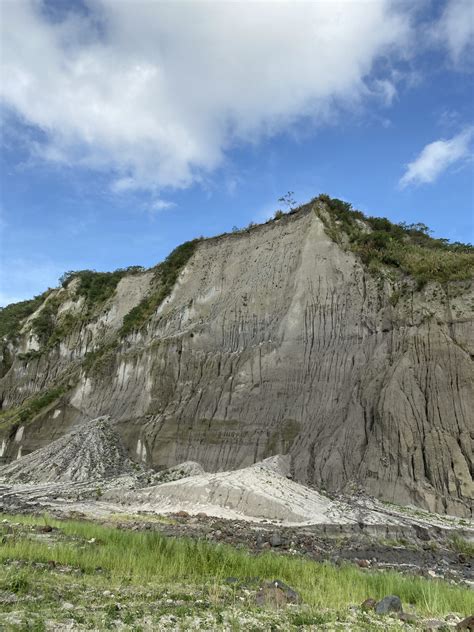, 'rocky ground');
0,517,473,631
0,418,472,587
0,418,471,527
101,512,474,588
0,417,148,485
0,418,472,630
